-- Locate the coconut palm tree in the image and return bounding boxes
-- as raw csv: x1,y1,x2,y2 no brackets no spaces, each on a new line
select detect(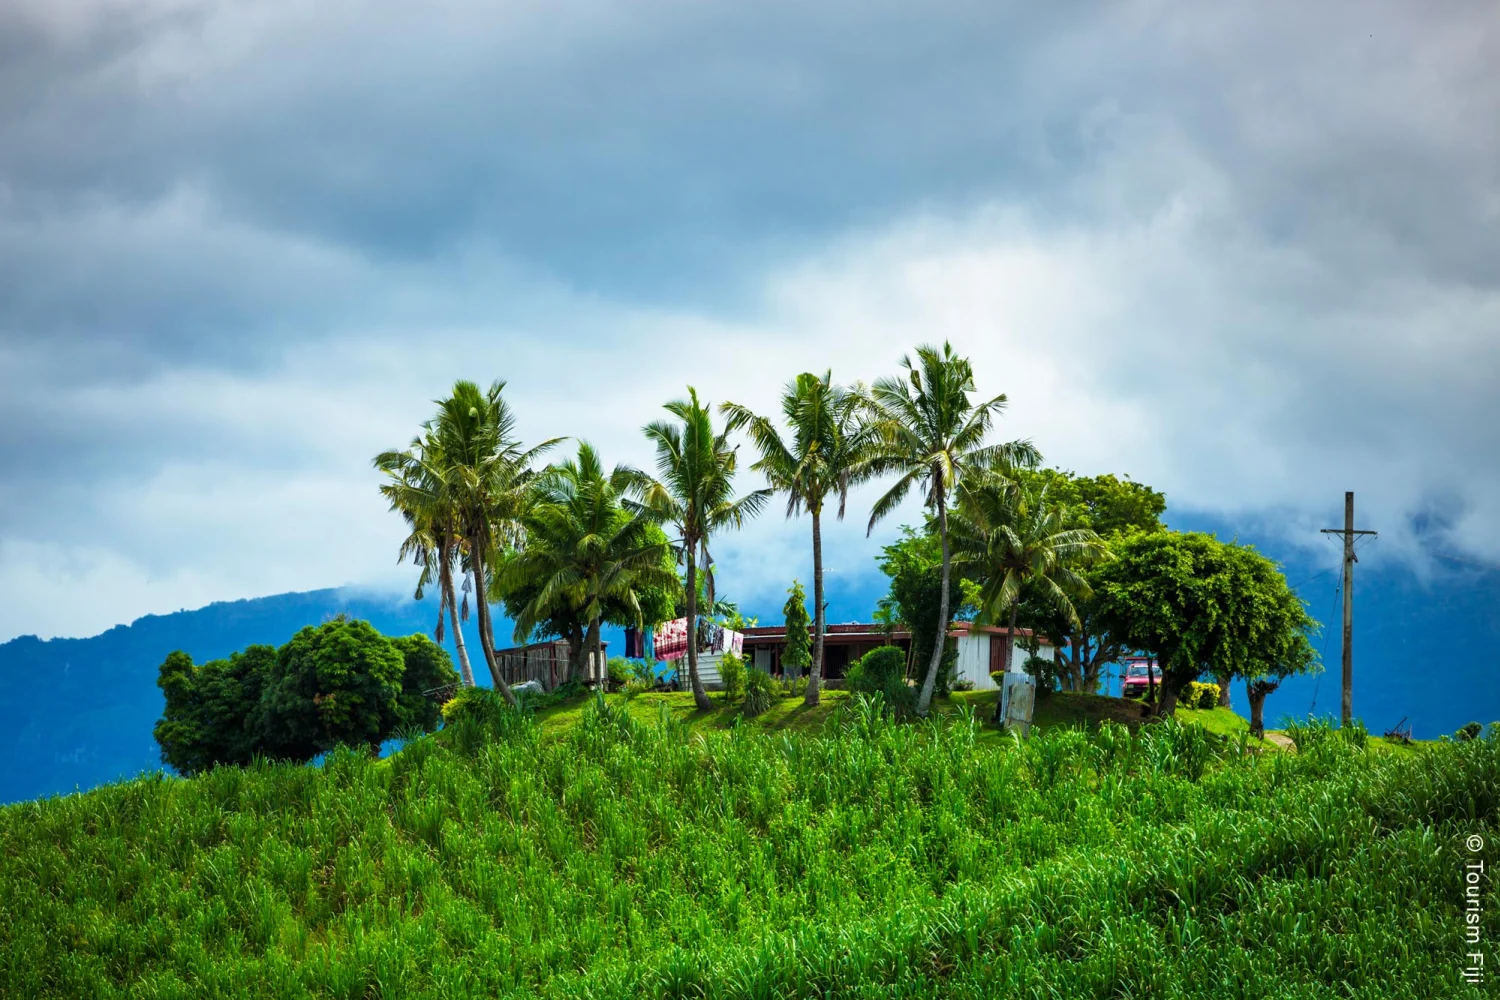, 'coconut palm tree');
499,442,677,686
721,372,876,706
950,477,1110,705
373,429,477,687
428,380,561,707
635,388,771,711
863,343,1040,716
